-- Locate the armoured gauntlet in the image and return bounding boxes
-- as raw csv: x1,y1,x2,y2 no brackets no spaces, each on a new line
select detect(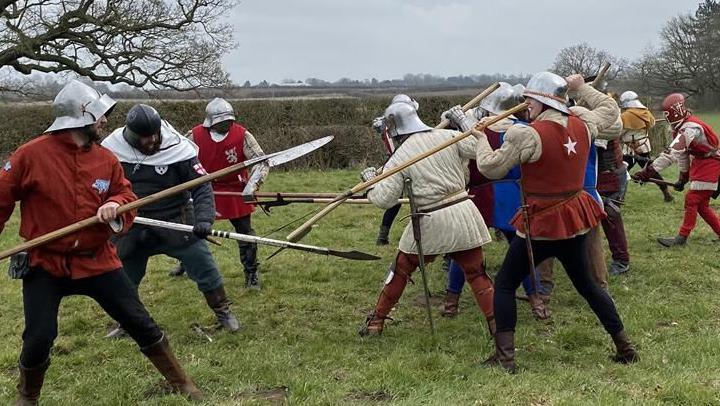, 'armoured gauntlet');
442,105,475,132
